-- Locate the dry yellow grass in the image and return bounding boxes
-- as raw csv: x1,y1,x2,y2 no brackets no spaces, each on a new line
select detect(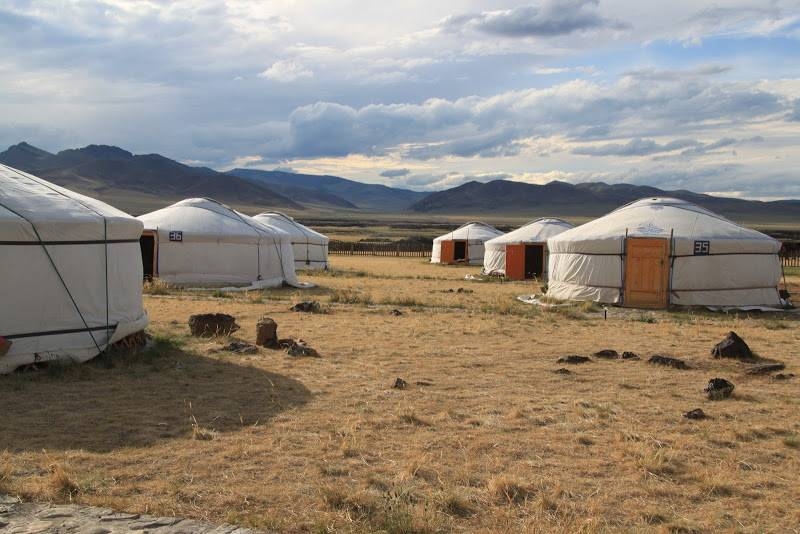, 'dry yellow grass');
1,255,799,532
